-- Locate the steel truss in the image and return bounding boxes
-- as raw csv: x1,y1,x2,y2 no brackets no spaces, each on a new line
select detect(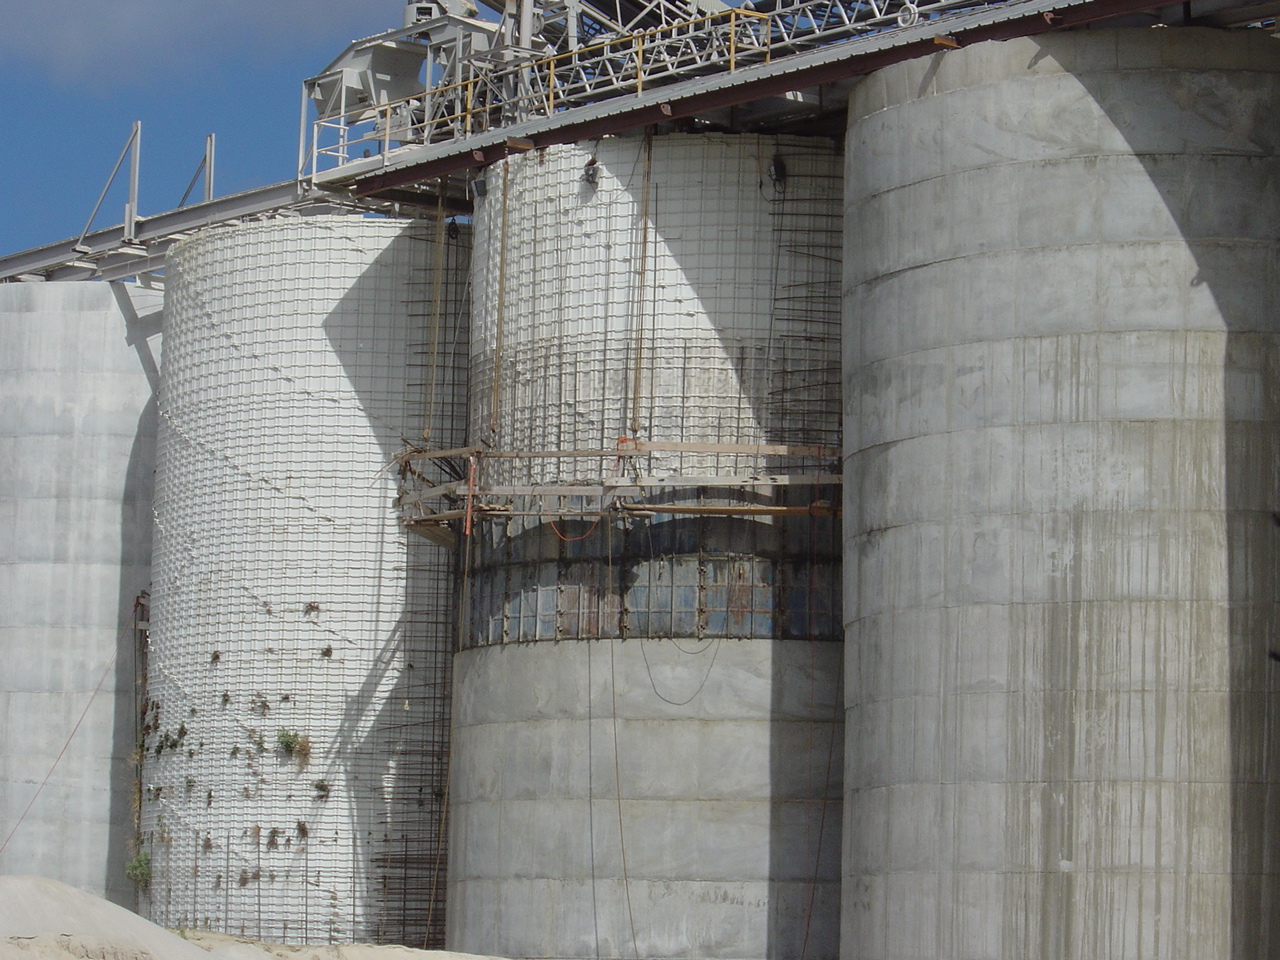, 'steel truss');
306,0,997,176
